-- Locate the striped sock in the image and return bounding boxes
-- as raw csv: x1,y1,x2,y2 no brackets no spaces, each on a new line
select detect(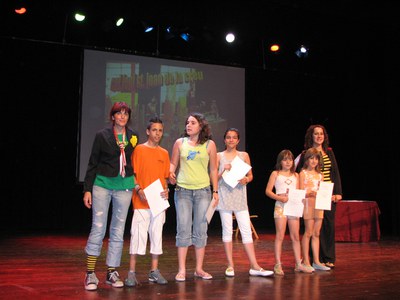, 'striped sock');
86,255,97,273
